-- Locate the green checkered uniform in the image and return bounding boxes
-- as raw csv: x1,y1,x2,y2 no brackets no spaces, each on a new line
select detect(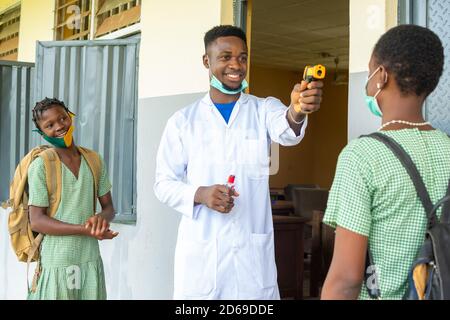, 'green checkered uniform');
27,153,112,300
323,129,450,300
